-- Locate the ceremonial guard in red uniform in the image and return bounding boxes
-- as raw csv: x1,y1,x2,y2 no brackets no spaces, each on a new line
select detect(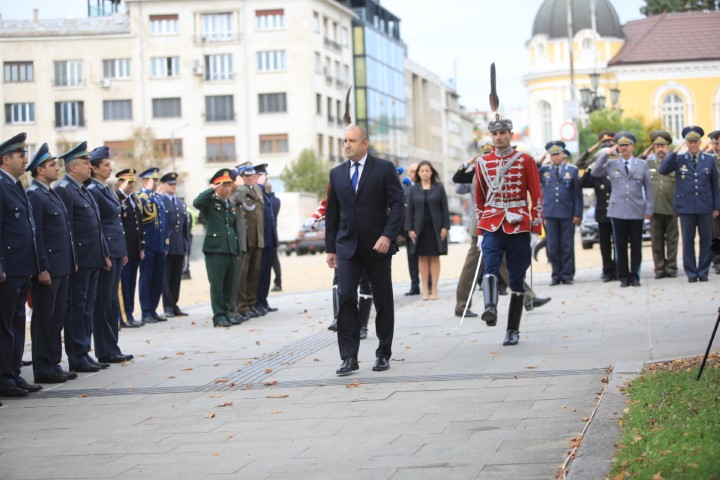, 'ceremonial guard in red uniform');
474,118,543,346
